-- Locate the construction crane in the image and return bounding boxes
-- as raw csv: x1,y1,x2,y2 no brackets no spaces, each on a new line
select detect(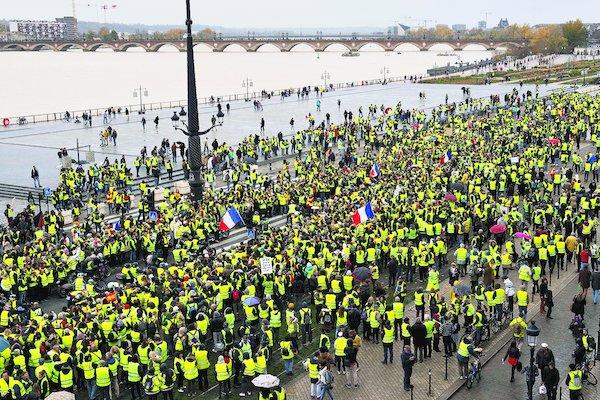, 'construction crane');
404,17,436,29
483,12,492,28
85,3,118,24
